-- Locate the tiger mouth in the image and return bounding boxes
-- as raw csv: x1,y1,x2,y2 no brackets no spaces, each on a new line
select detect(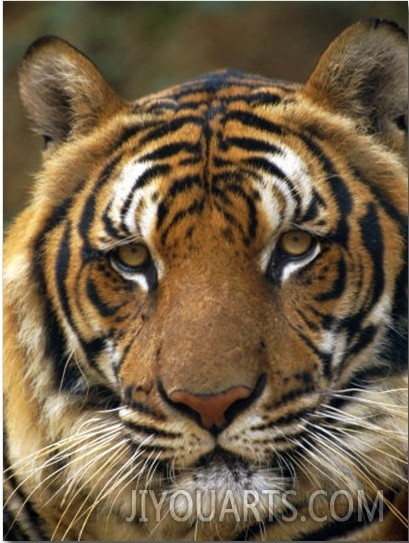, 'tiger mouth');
195,447,253,473
152,447,258,486
196,447,292,478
